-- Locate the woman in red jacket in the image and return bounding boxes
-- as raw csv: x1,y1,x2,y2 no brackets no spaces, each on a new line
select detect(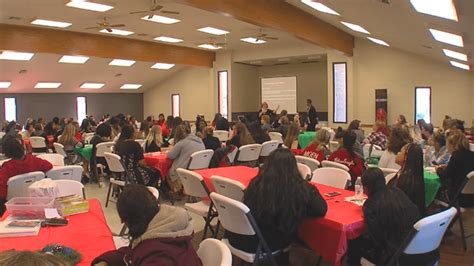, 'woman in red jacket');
328,131,365,188
0,136,53,215
93,185,202,266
